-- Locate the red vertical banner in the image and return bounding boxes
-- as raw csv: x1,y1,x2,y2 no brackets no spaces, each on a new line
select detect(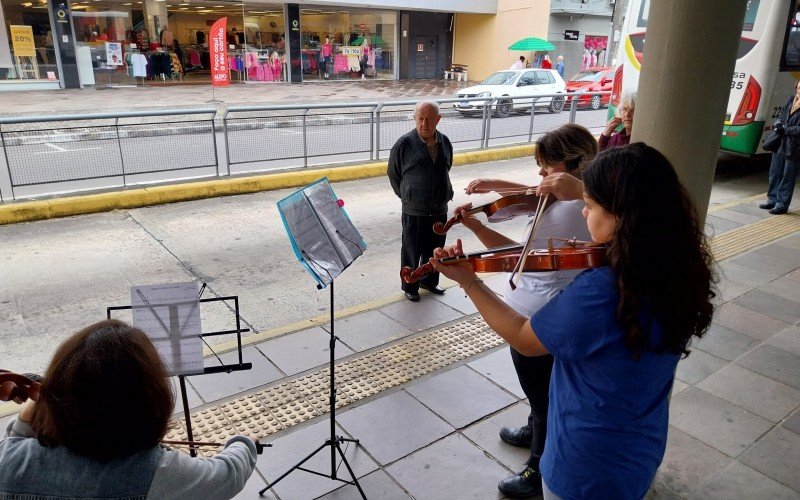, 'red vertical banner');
209,17,229,87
